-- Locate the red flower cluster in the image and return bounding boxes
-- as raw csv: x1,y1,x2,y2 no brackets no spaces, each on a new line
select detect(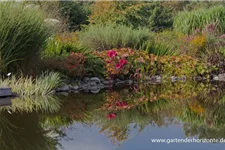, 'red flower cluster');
116,59,127,69
107,112,117,120
106,50,128,70
107,50,117,58
116,101,128,108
